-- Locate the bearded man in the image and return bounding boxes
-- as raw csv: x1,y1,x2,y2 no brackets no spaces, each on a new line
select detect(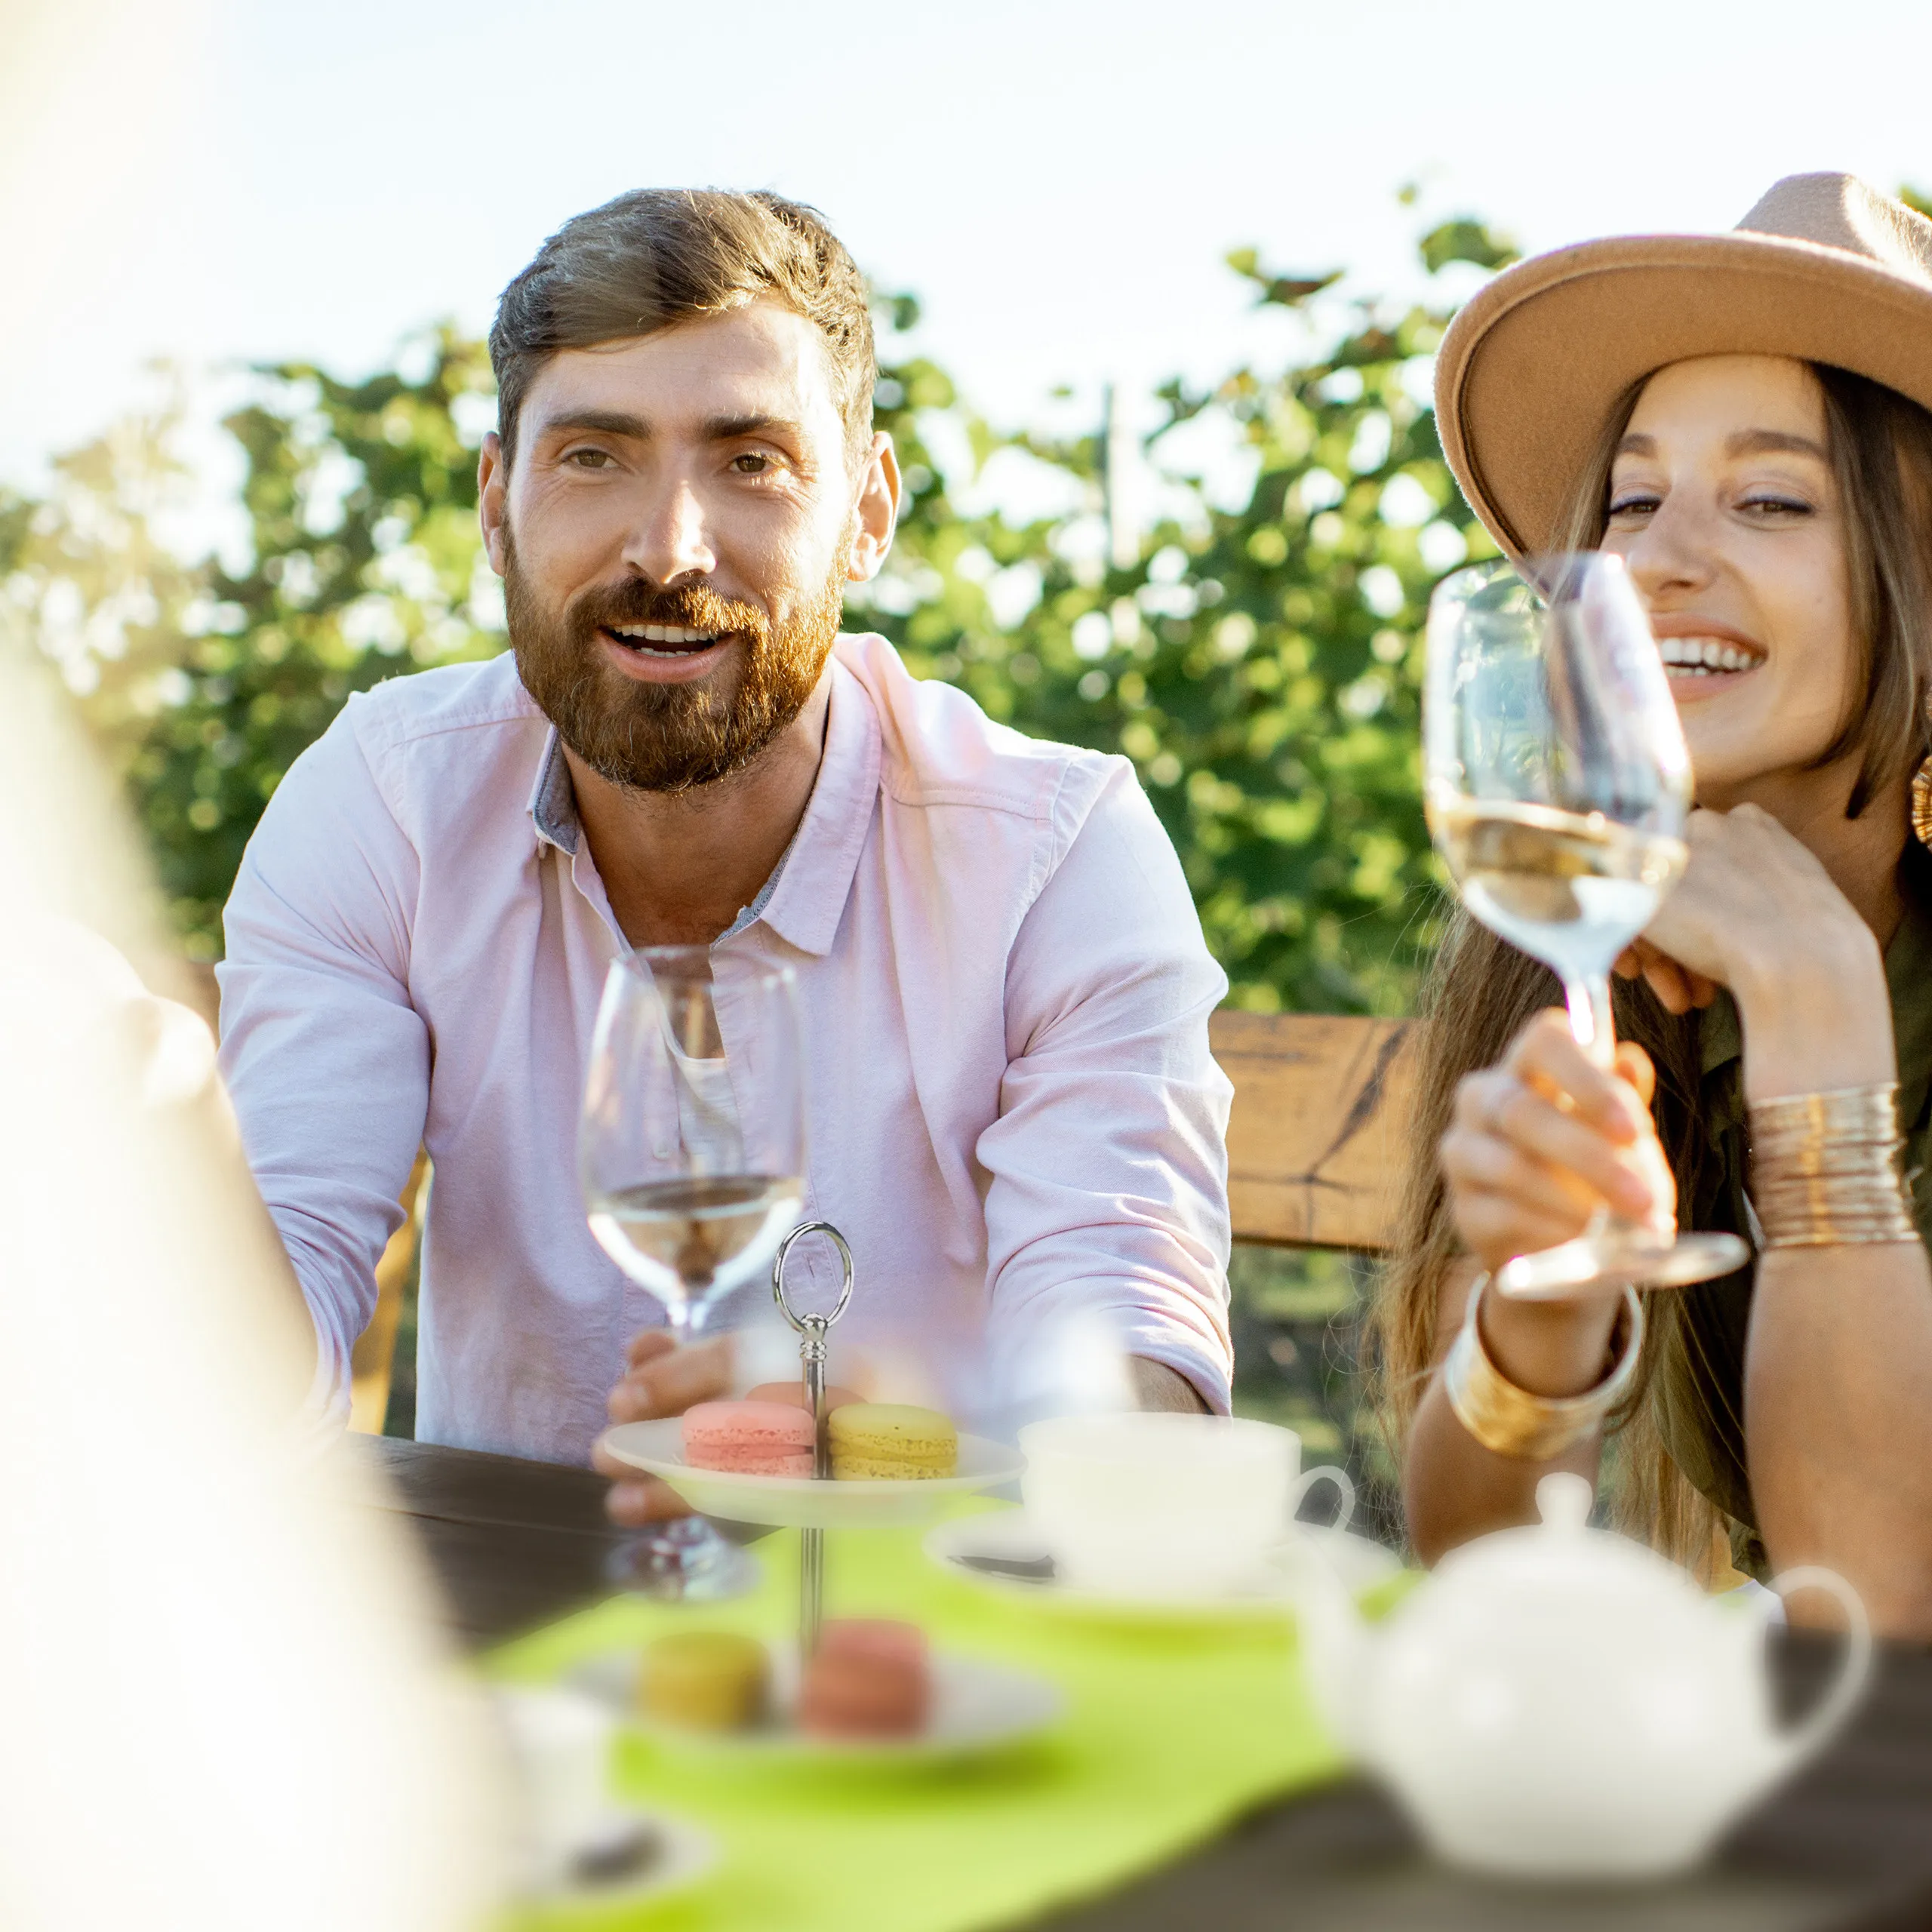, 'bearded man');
217,189,1233,1514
